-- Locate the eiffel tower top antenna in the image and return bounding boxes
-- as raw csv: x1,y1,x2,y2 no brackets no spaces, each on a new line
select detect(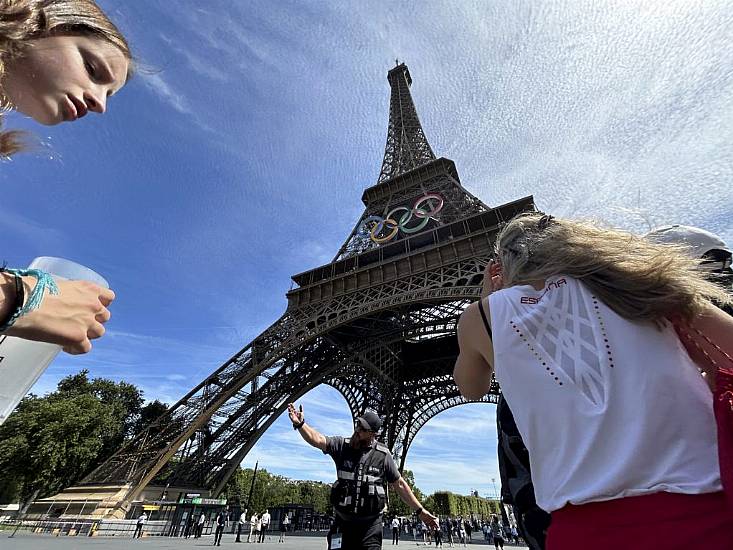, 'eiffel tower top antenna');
377,62,436,184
